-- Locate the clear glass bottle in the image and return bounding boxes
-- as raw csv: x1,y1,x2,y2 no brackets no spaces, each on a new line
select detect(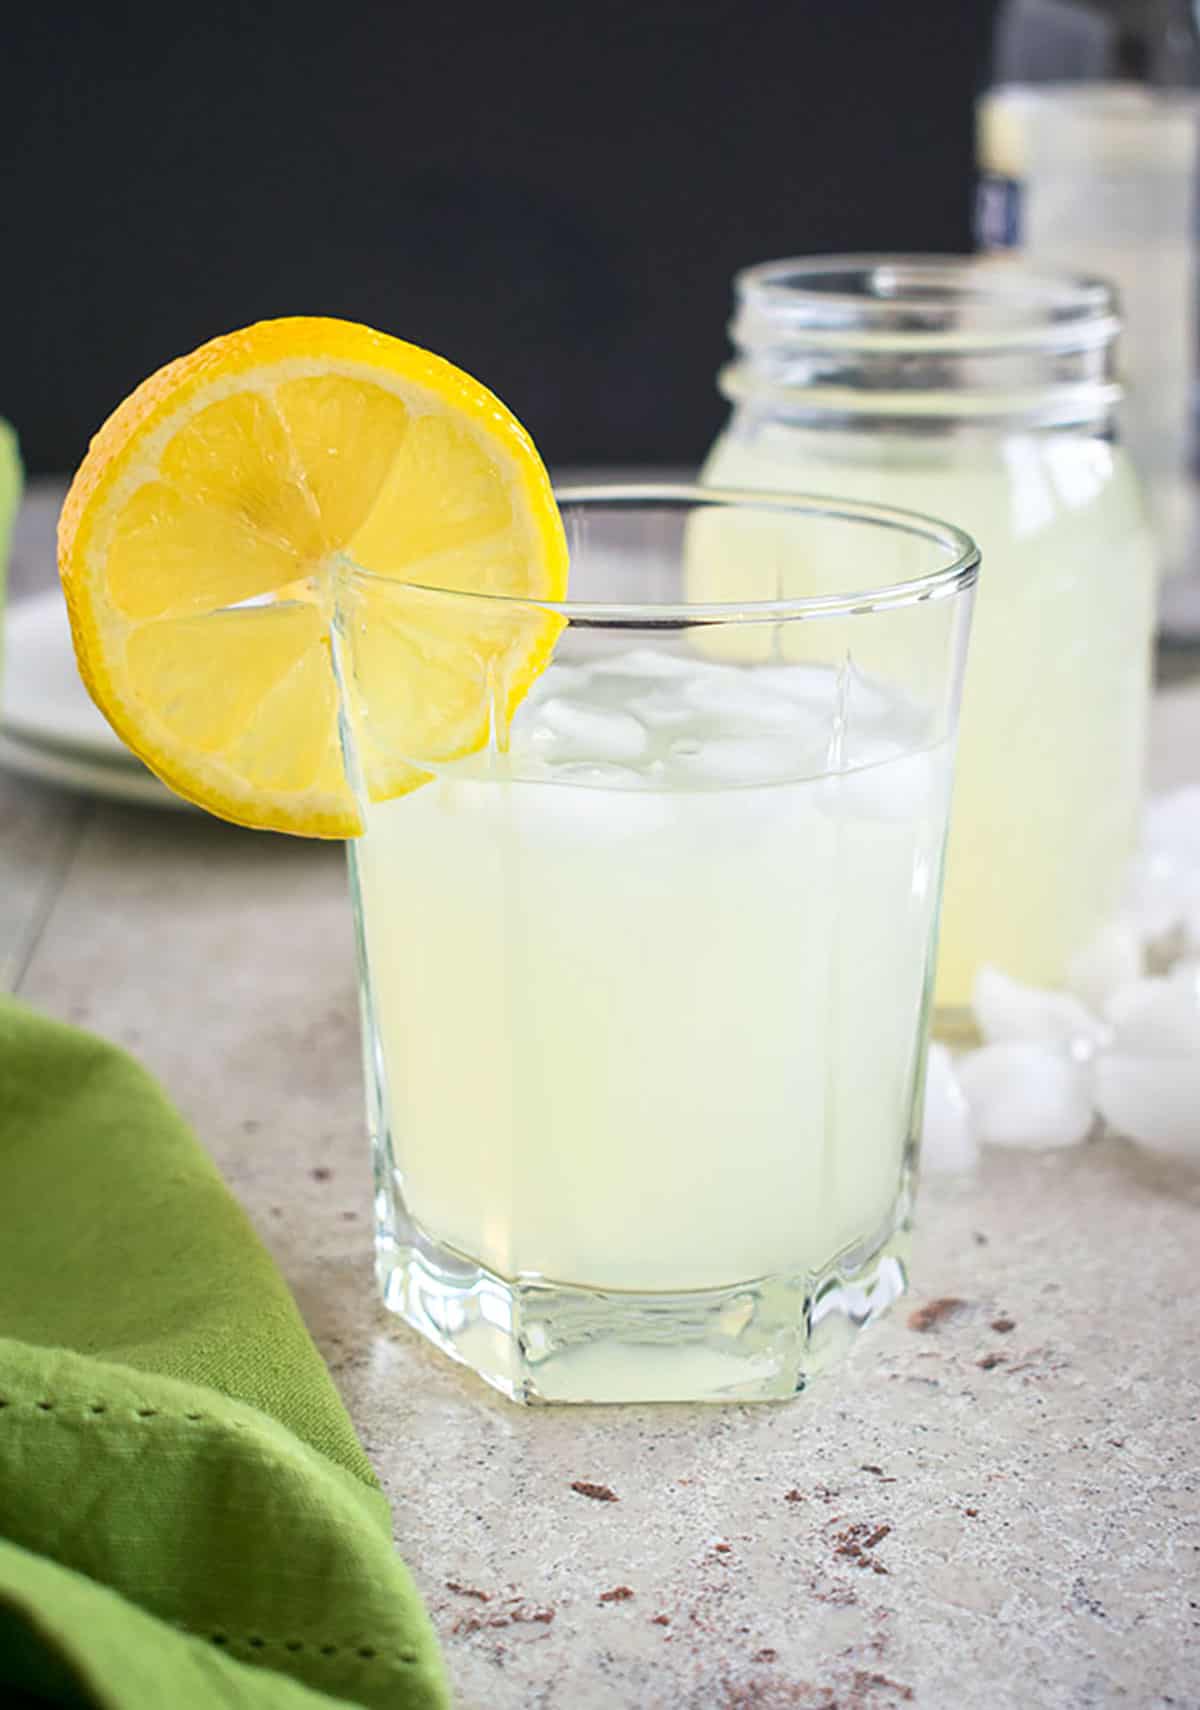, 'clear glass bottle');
976,0,1200,620
702,255,1156,1014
